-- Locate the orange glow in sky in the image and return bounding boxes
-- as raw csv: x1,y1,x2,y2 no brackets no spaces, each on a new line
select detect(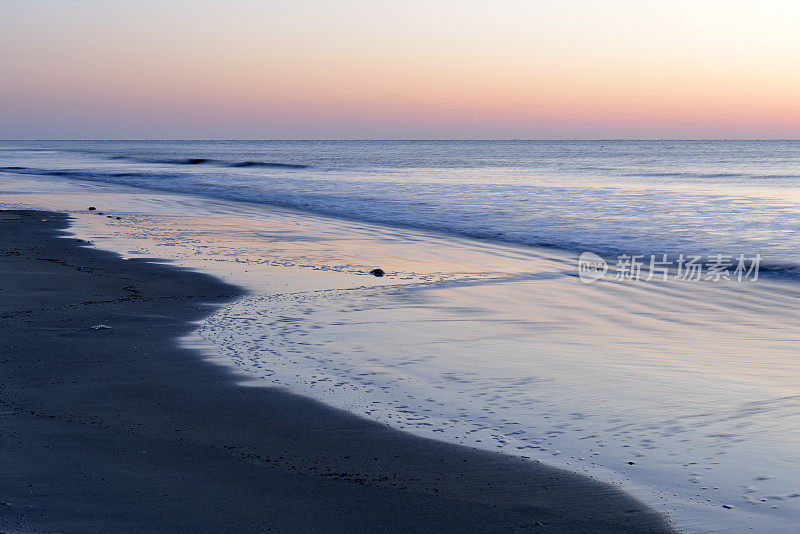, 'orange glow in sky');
2,0,799,139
